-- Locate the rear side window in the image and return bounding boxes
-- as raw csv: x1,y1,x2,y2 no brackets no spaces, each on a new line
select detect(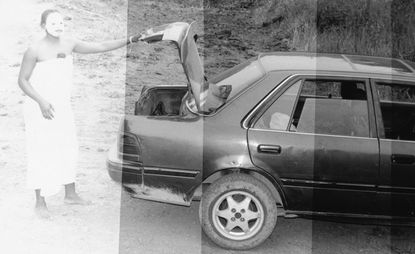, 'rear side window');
290,79,370,137
254,80,301,130
376,82,415,141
